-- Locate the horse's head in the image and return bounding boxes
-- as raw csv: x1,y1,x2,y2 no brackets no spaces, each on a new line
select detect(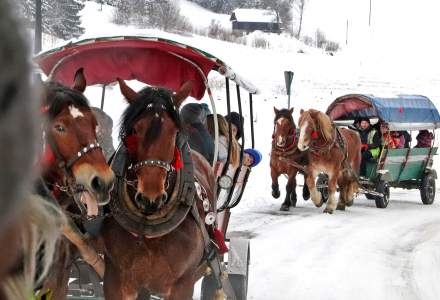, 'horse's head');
273,107,295,148
118,79,192,215
42,69,115,217
298,109,333,152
